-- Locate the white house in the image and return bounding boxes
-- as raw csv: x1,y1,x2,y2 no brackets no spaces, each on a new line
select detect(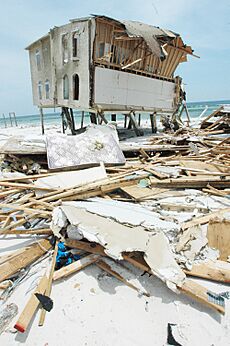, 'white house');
26,15,195,120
